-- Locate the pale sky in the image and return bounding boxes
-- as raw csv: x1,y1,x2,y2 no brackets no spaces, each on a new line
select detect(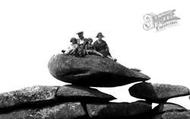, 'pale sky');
0,0,190,108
